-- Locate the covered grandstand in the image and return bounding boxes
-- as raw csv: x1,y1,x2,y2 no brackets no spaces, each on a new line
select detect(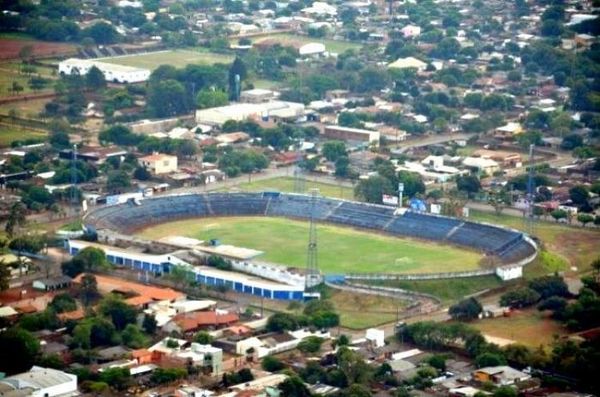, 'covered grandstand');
83,192,537,269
